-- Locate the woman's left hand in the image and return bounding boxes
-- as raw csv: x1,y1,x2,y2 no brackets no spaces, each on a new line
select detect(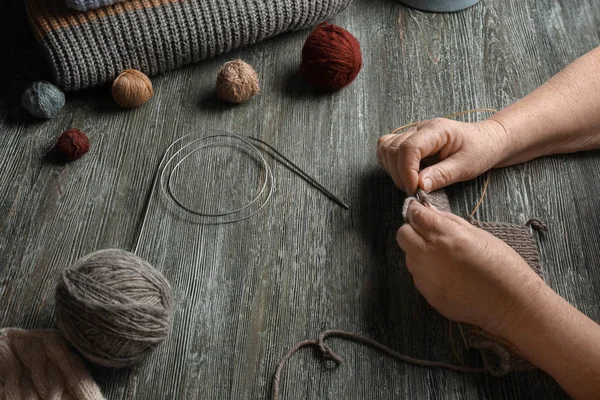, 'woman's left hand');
398,201,548,337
